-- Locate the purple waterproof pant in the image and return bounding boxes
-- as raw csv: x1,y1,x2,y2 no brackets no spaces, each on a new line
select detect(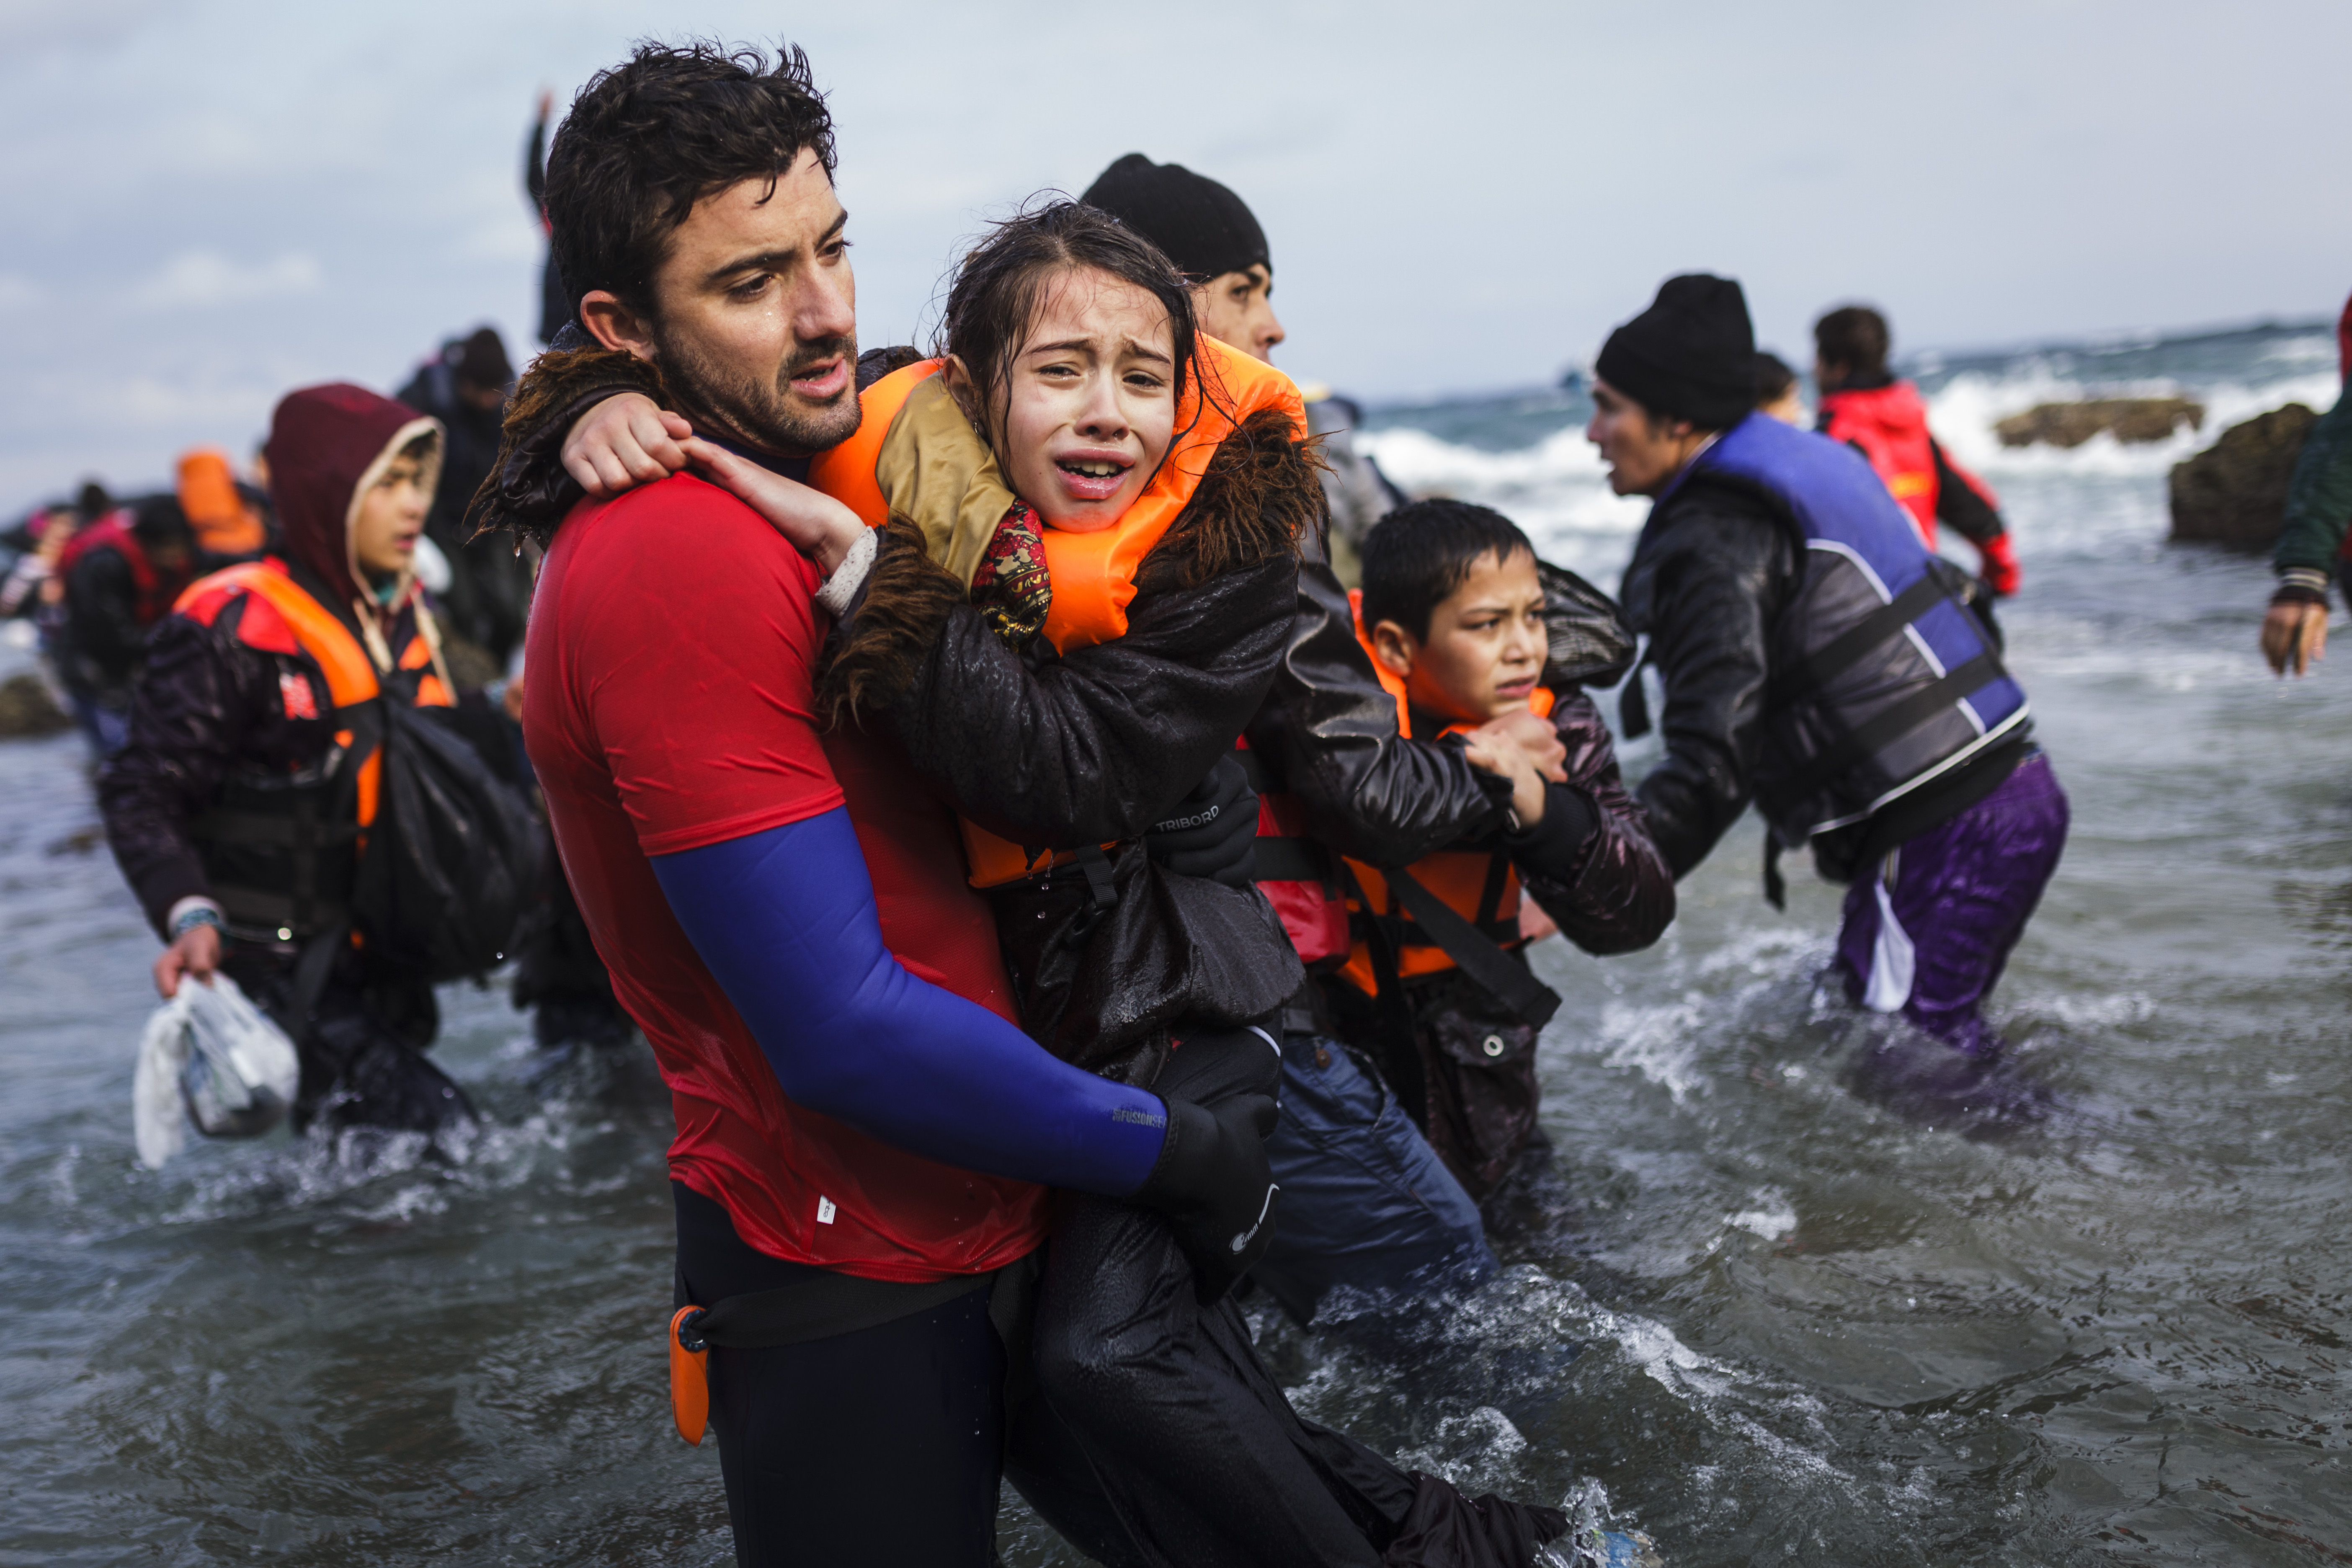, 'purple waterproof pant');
1833,751,2069,1056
